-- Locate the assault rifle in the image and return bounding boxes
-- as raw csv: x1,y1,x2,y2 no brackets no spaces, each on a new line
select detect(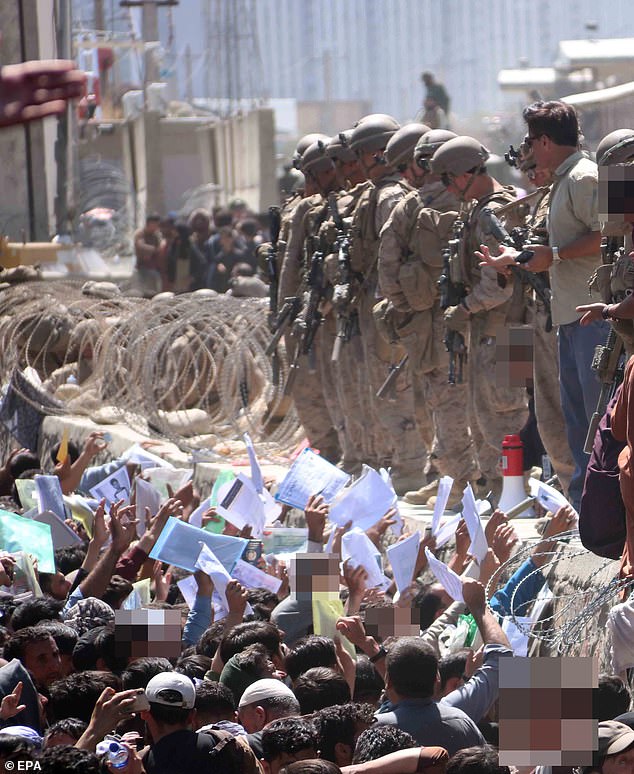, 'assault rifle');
283,237,326,395
327,193,355,363
583,235,627,453
438,220,467,385
480,207,553,332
